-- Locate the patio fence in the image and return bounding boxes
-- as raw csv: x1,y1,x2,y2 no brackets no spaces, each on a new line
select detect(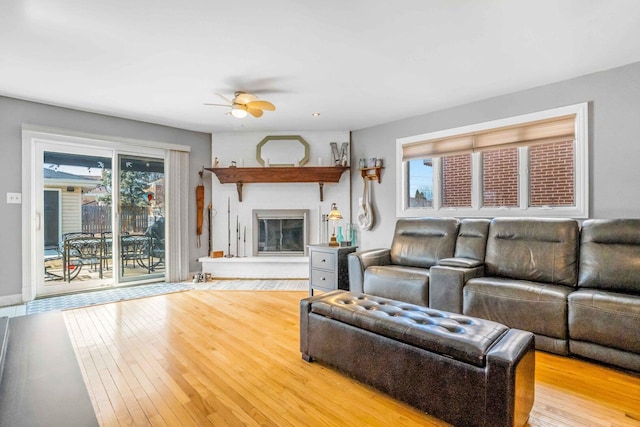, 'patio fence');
82,205,150,234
